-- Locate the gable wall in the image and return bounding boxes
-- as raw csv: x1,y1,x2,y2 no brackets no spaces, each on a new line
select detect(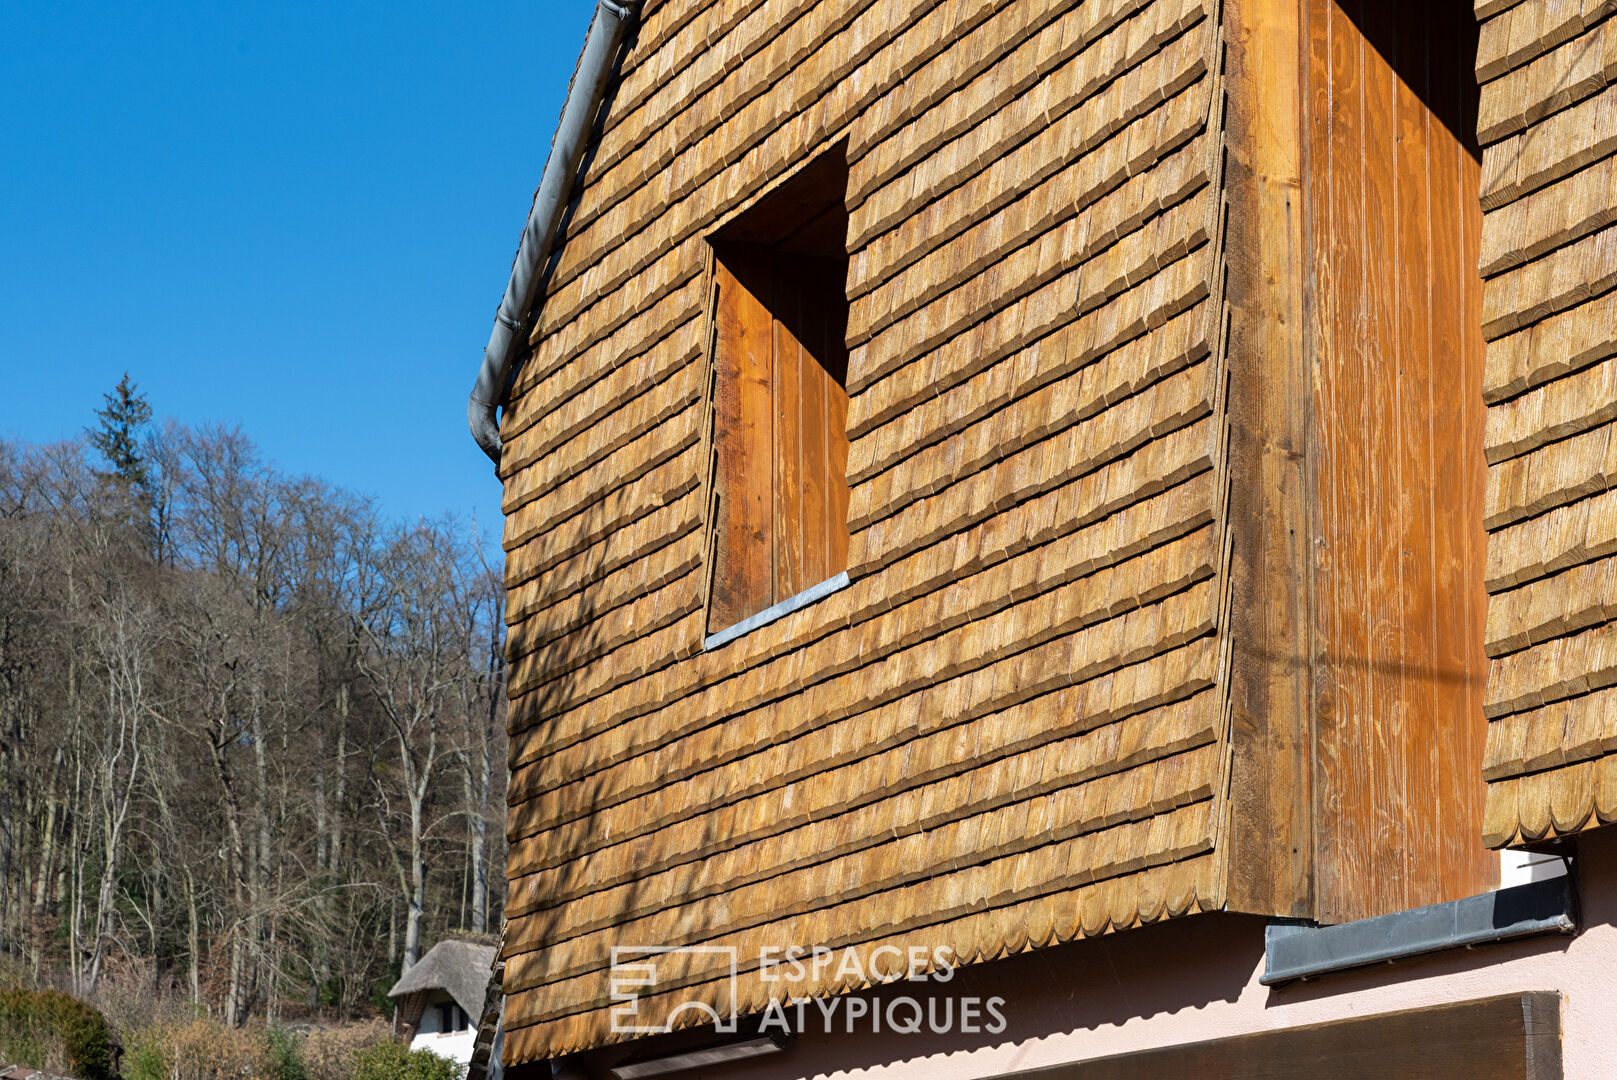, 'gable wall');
495,0,1231,1063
